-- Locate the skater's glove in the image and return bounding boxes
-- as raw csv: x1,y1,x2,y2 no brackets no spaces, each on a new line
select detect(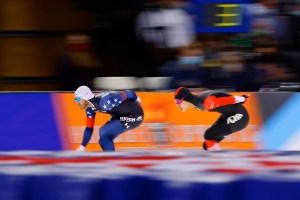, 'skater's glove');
76,145,86,152
241,94,250,104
